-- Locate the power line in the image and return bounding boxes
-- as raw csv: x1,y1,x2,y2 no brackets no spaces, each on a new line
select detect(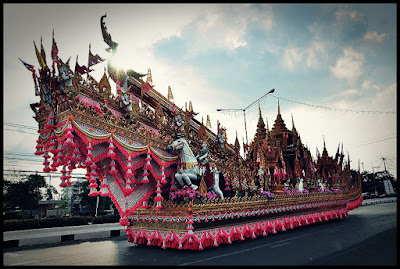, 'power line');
270,94,396,115
4,152,40,156
3,157,43,163
347,133,396,149
4,122,37,130
3,155,43,160
4,128,38,135
348,136,396,149
3,169,87,176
